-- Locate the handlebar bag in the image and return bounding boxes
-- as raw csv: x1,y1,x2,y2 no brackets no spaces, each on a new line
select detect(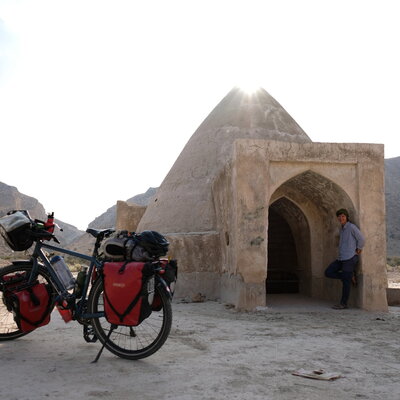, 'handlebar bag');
3,277,52,333
102,262,155,326
0,210,33,251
